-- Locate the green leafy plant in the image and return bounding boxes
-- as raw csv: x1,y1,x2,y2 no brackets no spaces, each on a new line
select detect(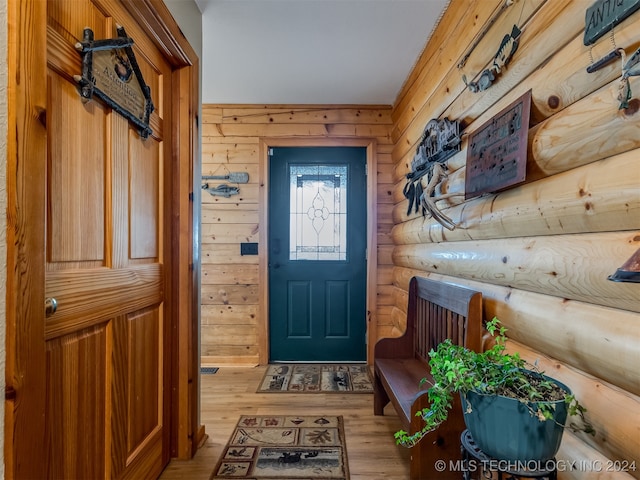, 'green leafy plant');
394,317,594,448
